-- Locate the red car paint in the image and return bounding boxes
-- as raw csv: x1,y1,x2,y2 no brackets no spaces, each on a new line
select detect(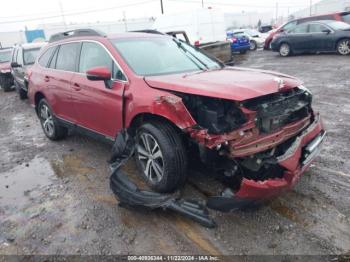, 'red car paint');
236,114,324,199
264,11,349,49
28,32,325,201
